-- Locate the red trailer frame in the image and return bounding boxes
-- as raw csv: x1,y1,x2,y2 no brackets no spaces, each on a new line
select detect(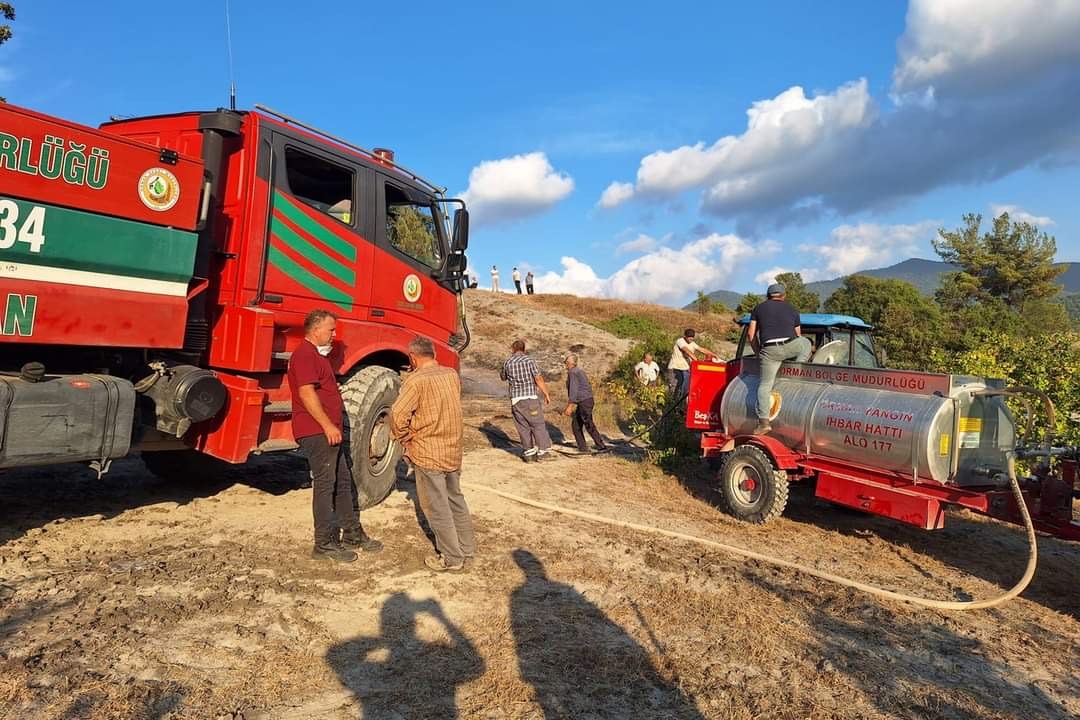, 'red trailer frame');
688,358,1080,541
